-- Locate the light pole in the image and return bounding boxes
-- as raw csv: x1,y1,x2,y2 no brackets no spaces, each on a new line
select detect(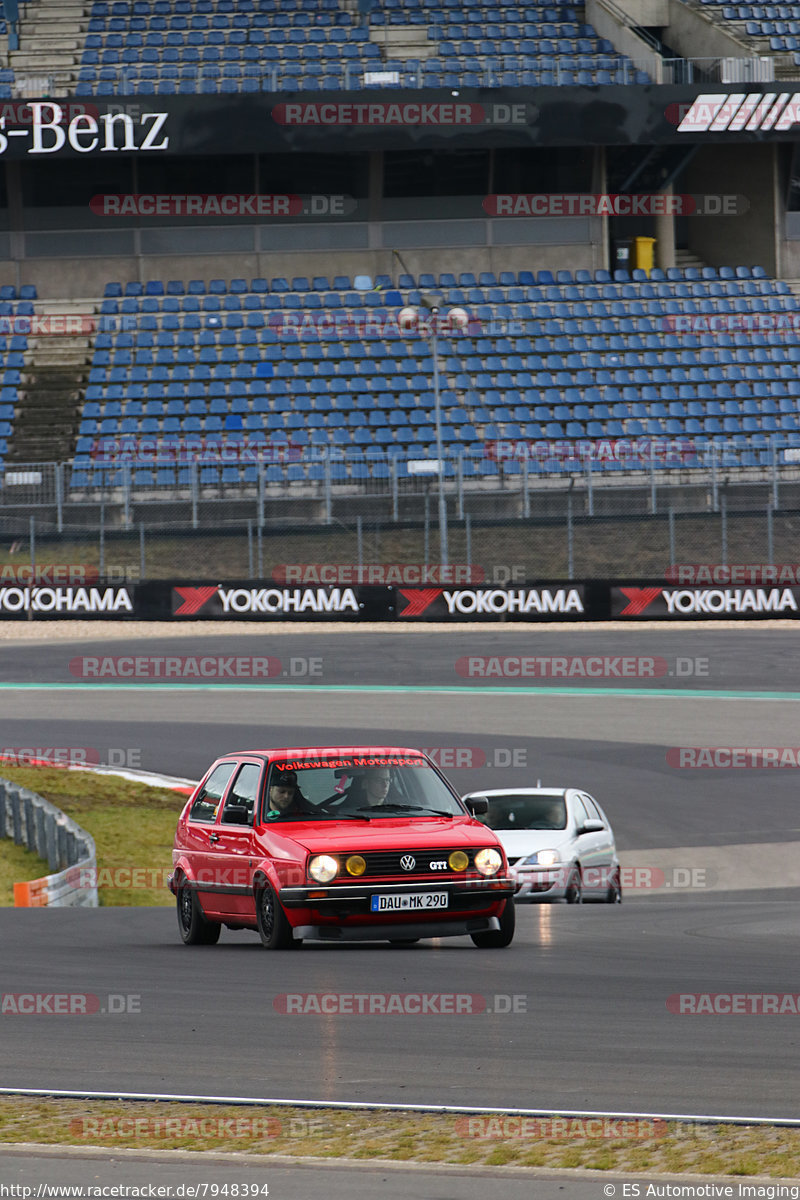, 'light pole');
399,299,468,570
